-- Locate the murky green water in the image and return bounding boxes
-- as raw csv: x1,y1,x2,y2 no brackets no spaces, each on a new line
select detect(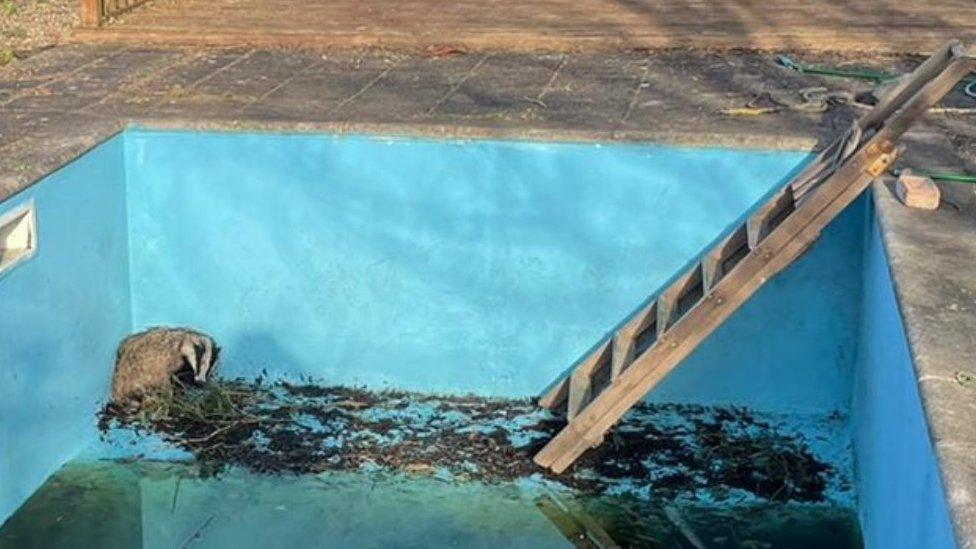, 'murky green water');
0,461,861,548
